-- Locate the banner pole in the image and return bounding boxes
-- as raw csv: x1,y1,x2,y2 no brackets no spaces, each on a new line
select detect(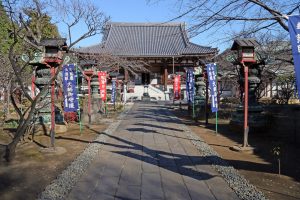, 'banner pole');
105,95,108,116
113,80,116,111
76,64,83,134
215,63,218,135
